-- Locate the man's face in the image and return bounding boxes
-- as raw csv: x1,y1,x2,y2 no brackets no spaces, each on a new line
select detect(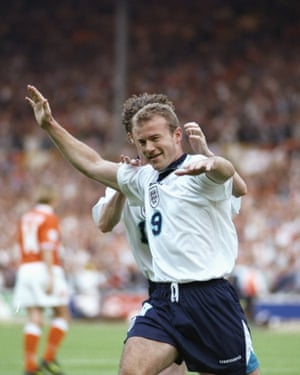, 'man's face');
132,114,183,171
